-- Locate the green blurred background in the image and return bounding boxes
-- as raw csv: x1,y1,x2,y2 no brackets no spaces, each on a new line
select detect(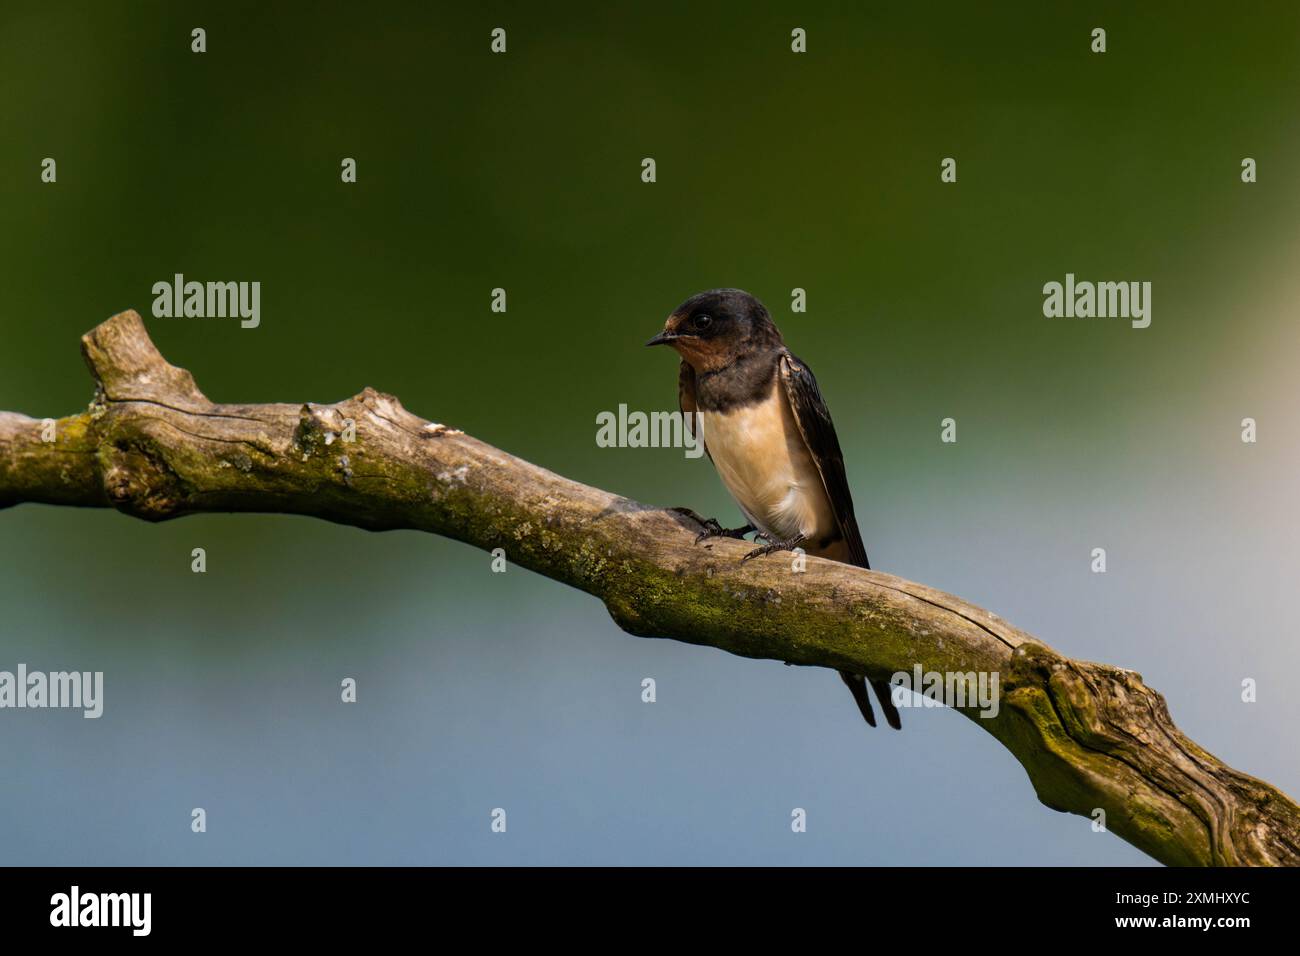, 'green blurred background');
1,1,1297,864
